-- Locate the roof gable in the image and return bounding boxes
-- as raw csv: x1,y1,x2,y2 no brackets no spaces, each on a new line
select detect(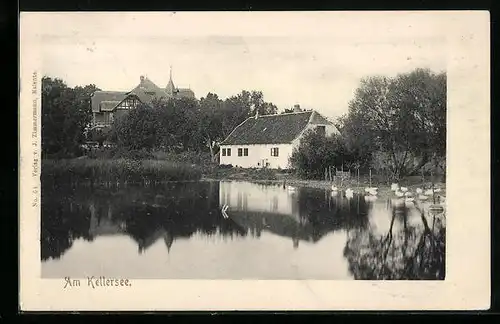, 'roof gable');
309,111,333,125
129,77,170,105
221,111,315,145
91,91,128,112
